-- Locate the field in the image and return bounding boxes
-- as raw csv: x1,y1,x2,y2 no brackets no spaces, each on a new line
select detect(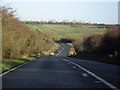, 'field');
26,24,107,40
